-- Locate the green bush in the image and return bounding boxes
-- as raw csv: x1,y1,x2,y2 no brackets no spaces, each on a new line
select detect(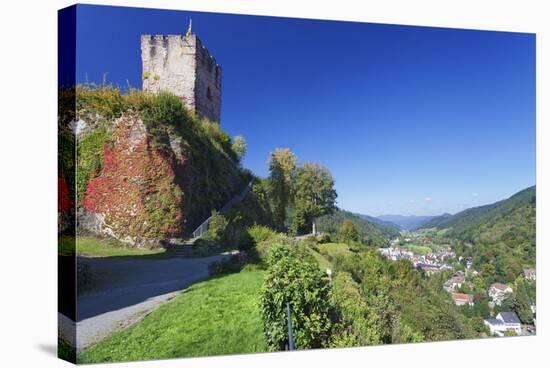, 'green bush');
330,272,383,347
76,84,127,121
232,135,247,161
316,233,331,244
260,245,333,350
248,225,278,245
303,234,319,245
338,219,359,245
208,254,245,276
137,91,190,149
203,210,228,245
199,119,234,157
